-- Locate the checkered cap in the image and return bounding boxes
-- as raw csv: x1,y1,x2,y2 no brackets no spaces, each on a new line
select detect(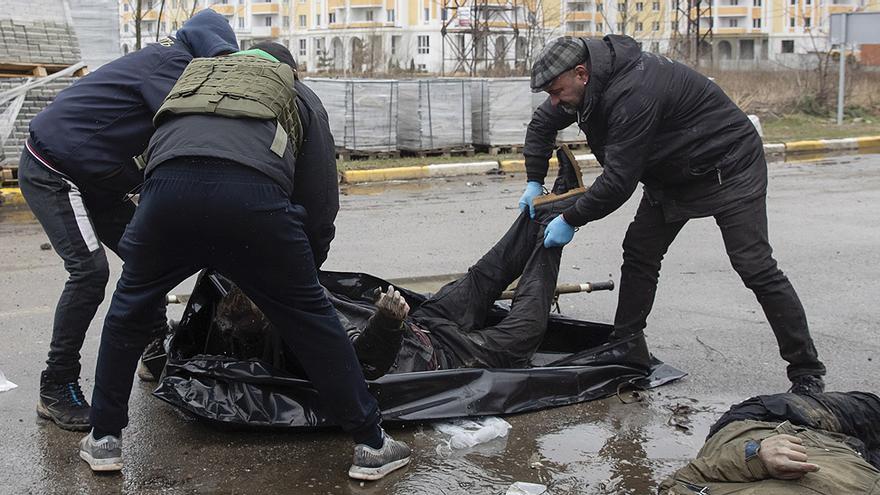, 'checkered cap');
530,37,588,92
